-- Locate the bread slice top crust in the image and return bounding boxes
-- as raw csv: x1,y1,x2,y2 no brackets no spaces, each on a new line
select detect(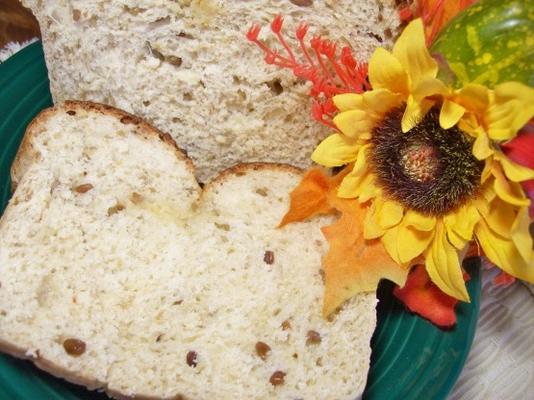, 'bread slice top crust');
0,101,376,400
21,0,402,181
11,100,195,190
